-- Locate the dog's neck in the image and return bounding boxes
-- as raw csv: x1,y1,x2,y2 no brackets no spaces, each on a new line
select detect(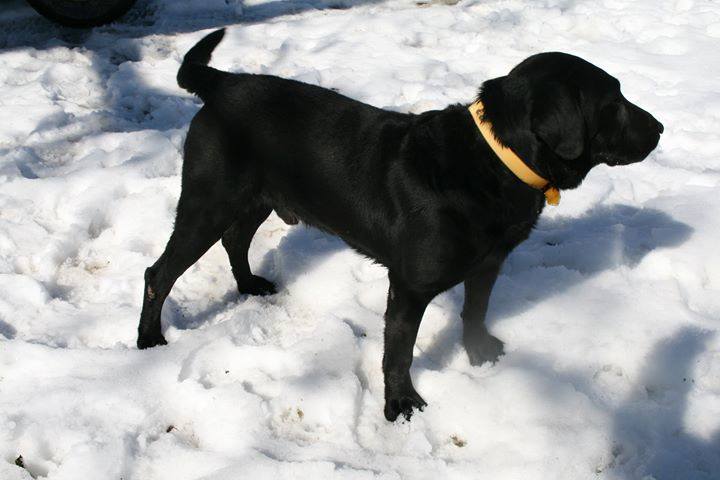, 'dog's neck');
468,101,560,206
476,89,594,191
